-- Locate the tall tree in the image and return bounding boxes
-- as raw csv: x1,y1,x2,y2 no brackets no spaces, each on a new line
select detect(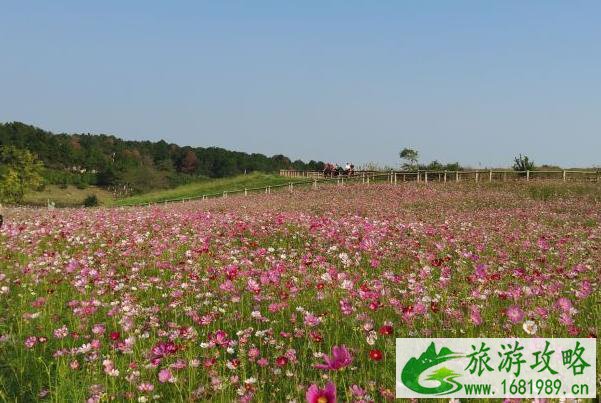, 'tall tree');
399,148,419,169
0,146,44,203
180,150,200,174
